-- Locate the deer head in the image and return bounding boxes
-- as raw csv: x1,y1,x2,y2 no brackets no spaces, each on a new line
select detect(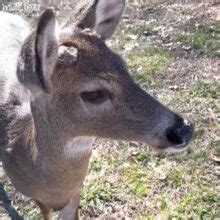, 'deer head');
17,0,193,153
